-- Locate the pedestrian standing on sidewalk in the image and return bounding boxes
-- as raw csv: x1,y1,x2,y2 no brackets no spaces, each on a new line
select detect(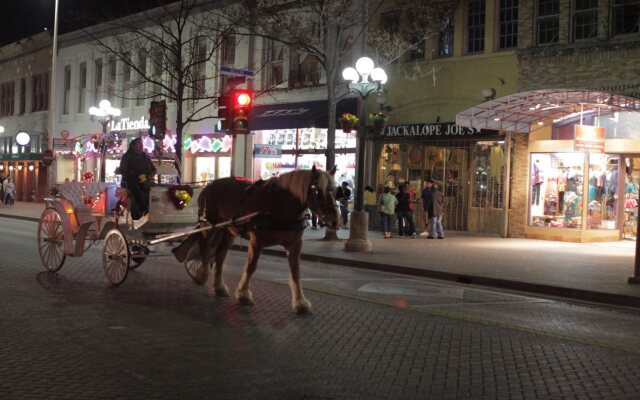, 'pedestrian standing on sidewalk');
379,186,398,238
395,183,416,238
4,177,16,205
336,181,351,228
426,181,446,239
420,180,433,236
363,185,377,229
